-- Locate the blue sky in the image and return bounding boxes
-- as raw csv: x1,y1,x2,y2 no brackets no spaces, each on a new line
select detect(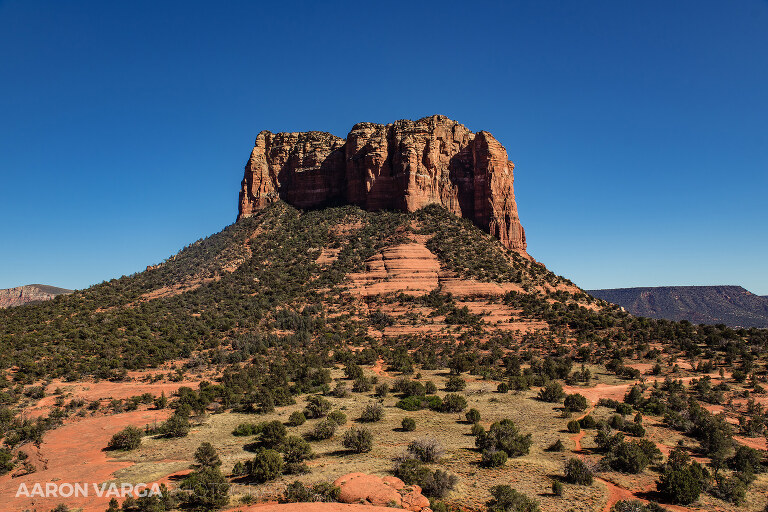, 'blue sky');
1,0,766,294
